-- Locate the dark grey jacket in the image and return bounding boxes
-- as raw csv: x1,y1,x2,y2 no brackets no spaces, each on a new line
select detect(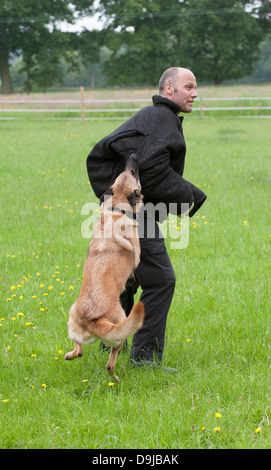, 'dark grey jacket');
86,95,206,217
